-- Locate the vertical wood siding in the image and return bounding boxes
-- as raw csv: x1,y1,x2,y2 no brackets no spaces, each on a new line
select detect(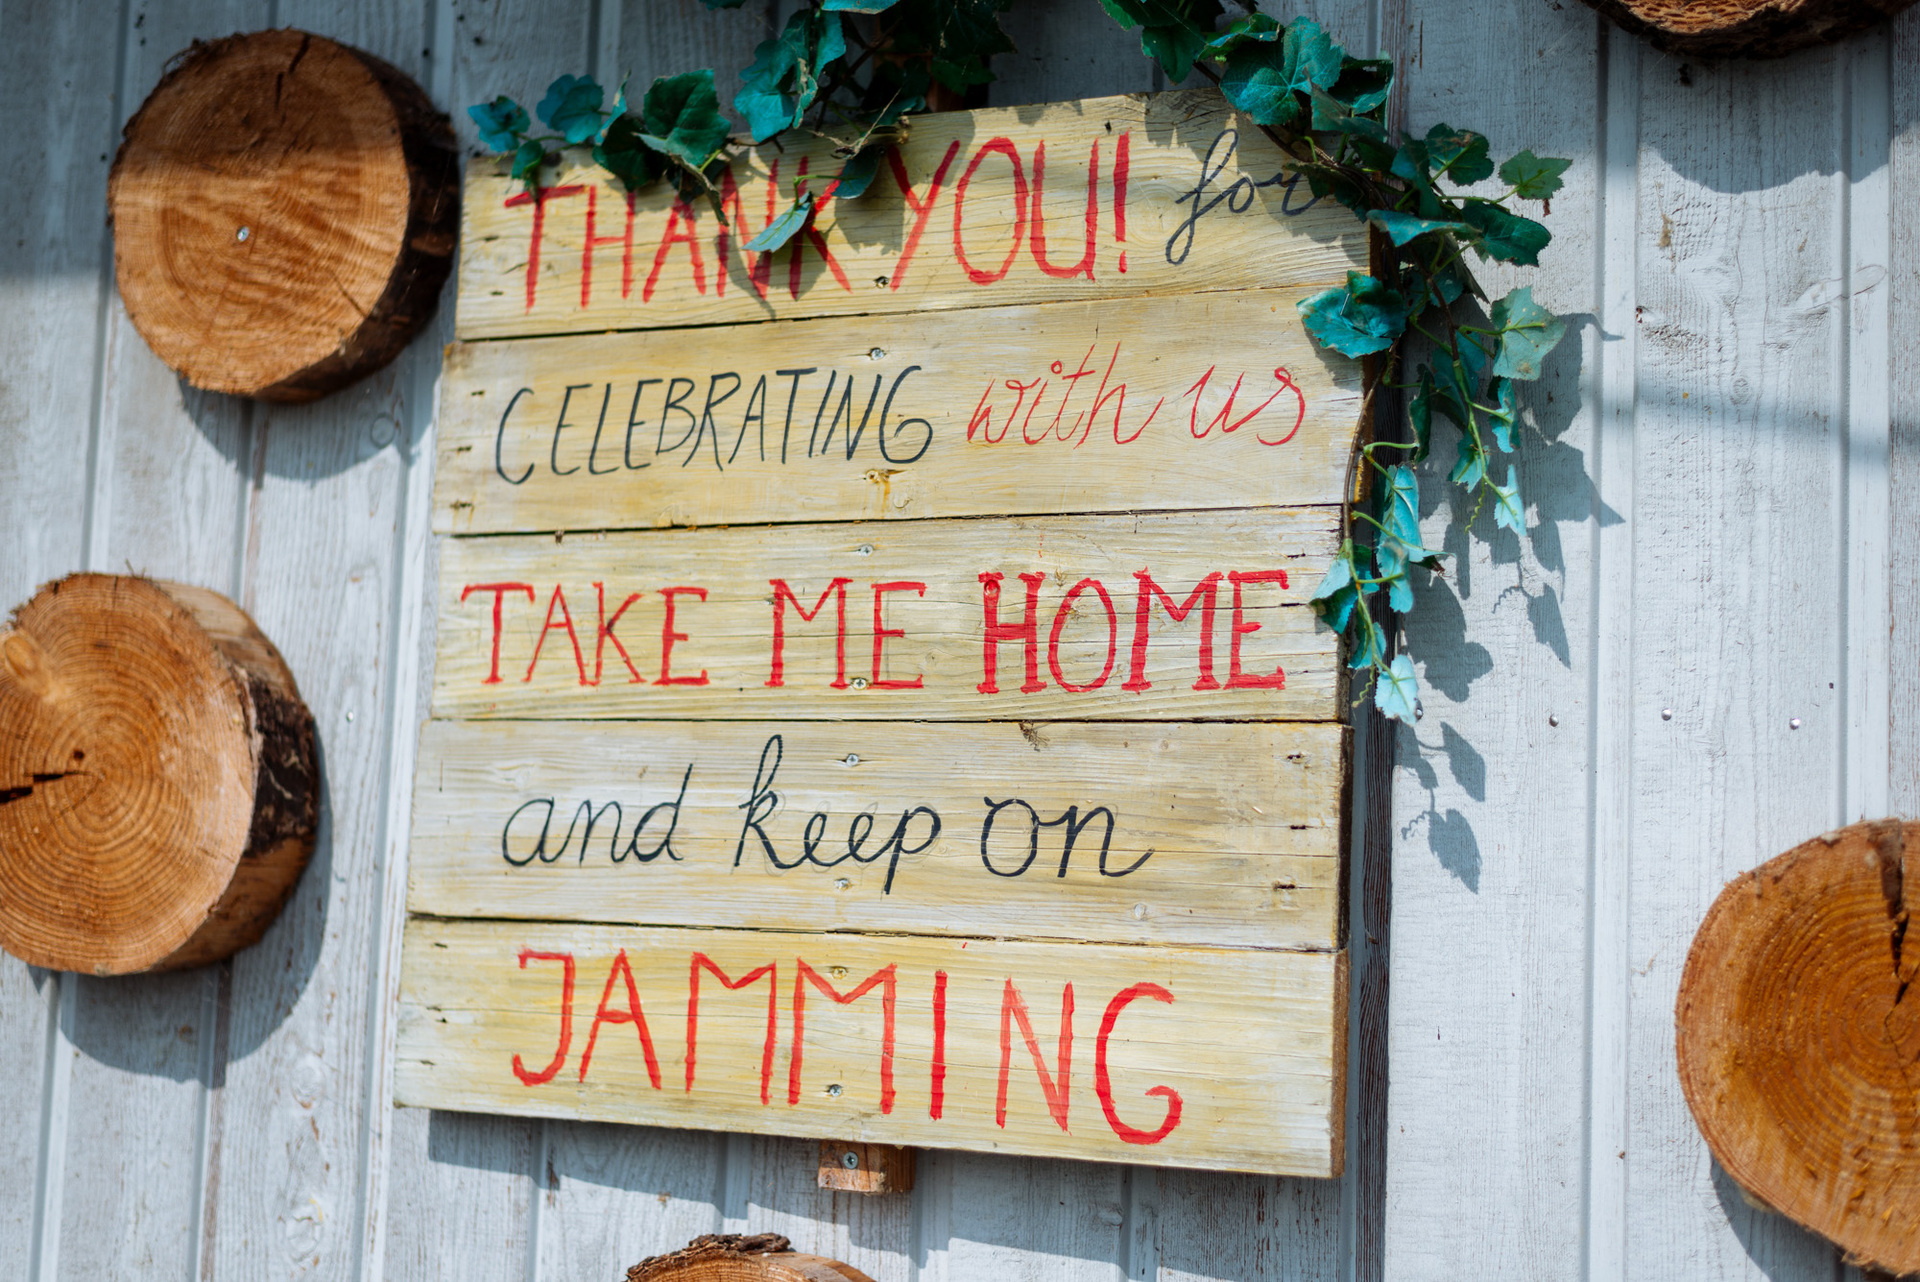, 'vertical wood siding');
0,1,1908,1278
